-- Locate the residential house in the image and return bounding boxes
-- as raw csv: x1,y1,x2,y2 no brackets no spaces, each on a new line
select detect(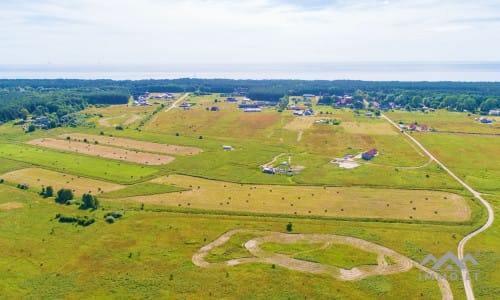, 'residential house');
362,149,378,160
